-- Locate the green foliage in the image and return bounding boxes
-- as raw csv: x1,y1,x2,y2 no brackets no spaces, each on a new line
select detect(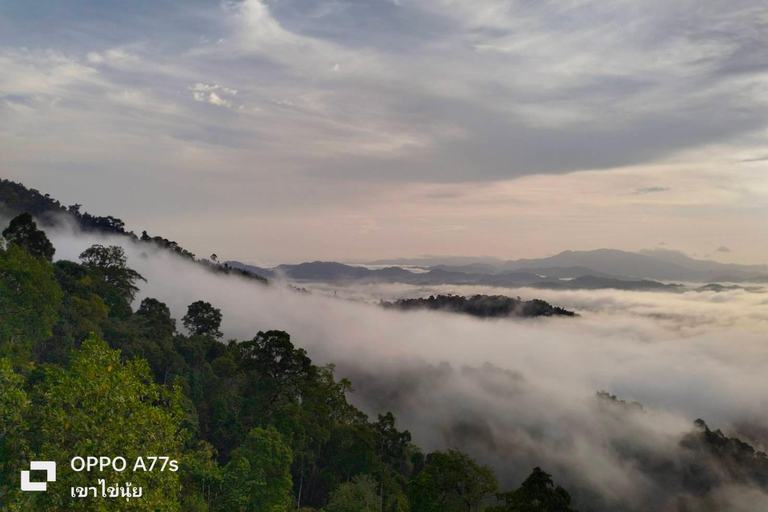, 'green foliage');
382,295,575,318
2,213,55,261
137,298,176,339
183,301,223,338
0,222,589,512
488,467,577,512
679,419,768,493
1,335,186,511
128,298,183,384
238,330,315,415
0,179,269,285
37,260,110,364
219,427,293,512
327,474,380,512
179,441,221,512
0,179,69,219
0,243,63,363
409,449,498,512
79,245,146,314
376,413,412,468
0,358,30,506
375,413,413,512
0,179,132,239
